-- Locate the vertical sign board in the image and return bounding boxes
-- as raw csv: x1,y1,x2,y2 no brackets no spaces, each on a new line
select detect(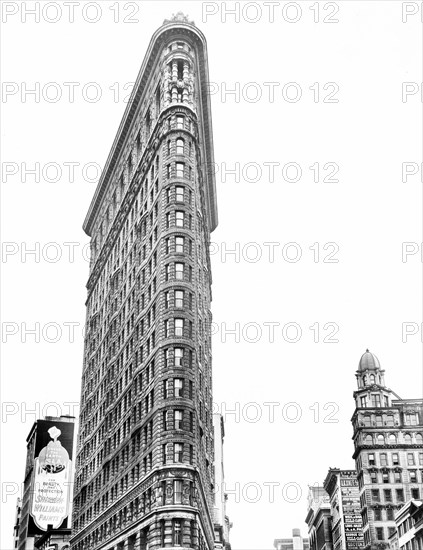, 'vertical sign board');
29,420,75,533
340,471,364,550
